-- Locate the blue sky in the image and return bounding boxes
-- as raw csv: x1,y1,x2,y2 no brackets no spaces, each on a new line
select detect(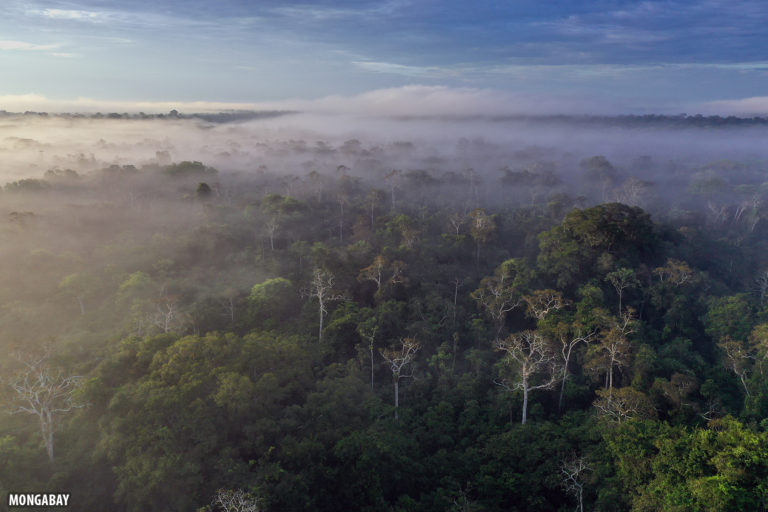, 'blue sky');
2,0,768,113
